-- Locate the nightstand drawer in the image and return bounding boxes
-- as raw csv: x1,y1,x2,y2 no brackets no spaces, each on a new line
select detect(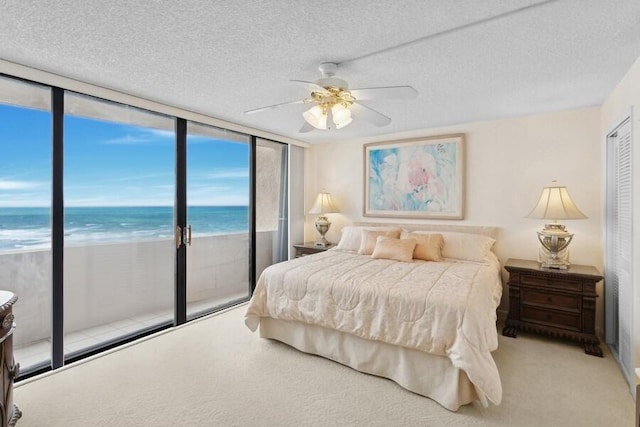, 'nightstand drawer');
521,306,581,331
519,274,582,292
521,289,581,312
293,243,333,258
296,247,320,257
